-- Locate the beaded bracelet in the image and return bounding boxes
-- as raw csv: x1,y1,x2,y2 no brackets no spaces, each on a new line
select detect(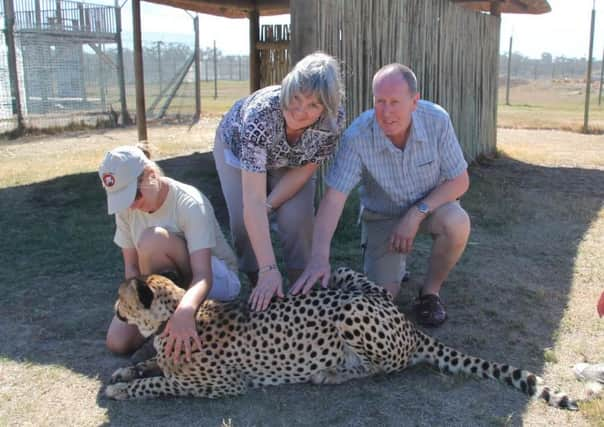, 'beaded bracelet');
258,263,278,274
